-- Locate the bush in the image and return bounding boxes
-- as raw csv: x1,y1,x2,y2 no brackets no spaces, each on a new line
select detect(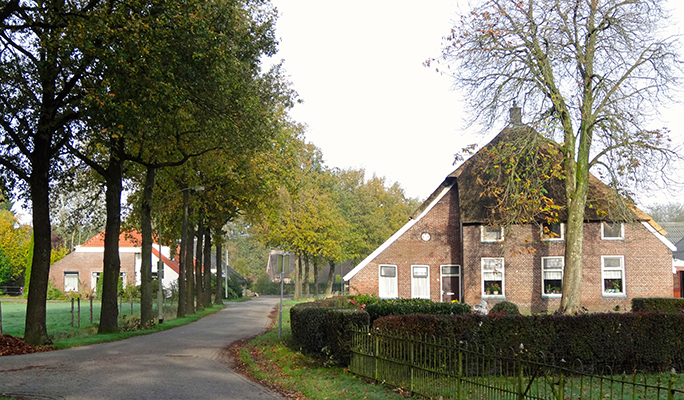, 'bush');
252,274,293,295
365,298,471,323
290,299,369,366
490,300,520,315
632,297,684,313
46,282,66,300
372,312,684,373
226,274,243,298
